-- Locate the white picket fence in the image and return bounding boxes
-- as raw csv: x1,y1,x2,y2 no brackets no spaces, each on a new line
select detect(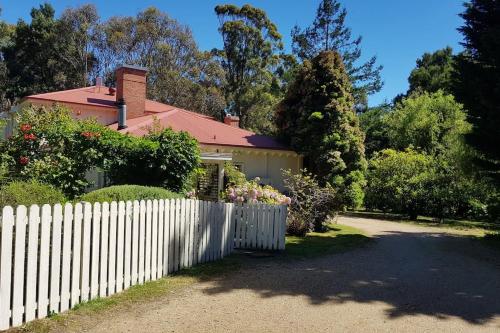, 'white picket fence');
0,199,287,329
